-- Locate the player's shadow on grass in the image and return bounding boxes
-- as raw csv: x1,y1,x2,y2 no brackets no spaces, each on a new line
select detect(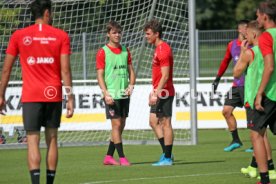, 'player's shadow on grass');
131,160,225,165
